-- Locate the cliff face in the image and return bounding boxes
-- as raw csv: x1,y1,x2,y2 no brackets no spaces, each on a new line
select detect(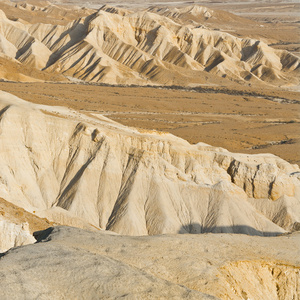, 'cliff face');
0,90,299,236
